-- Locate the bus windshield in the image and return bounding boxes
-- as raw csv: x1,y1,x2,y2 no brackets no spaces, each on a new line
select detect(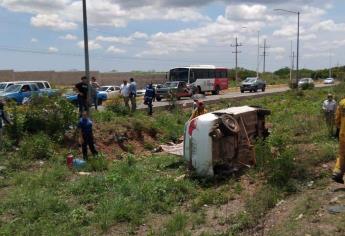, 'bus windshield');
169,68,189,82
